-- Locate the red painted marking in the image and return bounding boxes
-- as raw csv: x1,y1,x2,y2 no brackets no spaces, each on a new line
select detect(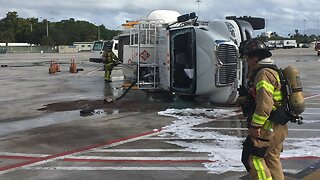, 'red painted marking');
63,158,215,164
0,130,160,172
